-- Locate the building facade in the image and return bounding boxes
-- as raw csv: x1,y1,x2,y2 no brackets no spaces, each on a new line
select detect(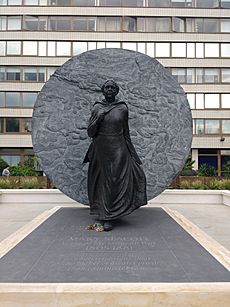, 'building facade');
0,0,229,176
